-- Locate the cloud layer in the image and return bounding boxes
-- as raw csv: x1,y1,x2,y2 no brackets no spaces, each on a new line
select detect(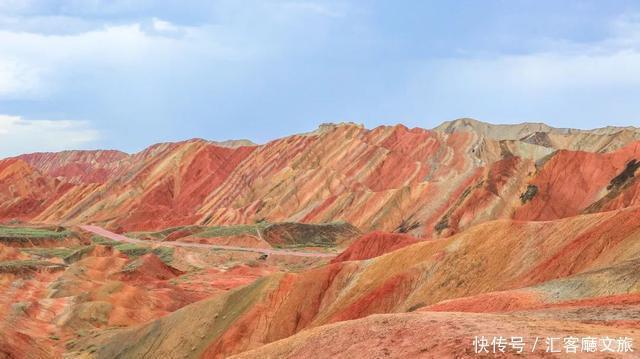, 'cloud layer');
0,1,639,156
0,115,99,157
